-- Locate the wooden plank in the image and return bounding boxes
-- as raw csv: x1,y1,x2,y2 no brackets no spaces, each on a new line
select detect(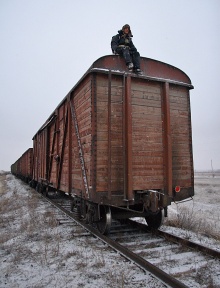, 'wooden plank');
131,80,161,93
96,75,123,191
131,79,164,191
74,78,91,98
133,176,164,188
169,84,193,187
132,105,162,115
132,113,162,122
132,98,161,107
